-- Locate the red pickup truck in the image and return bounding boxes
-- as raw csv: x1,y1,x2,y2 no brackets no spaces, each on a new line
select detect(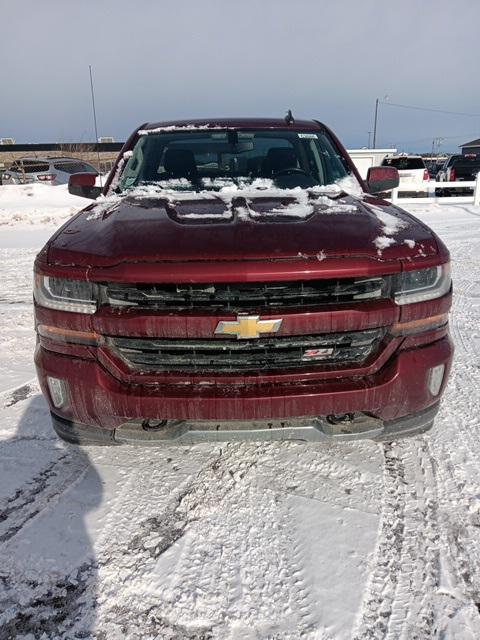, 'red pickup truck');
34,118,453,445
